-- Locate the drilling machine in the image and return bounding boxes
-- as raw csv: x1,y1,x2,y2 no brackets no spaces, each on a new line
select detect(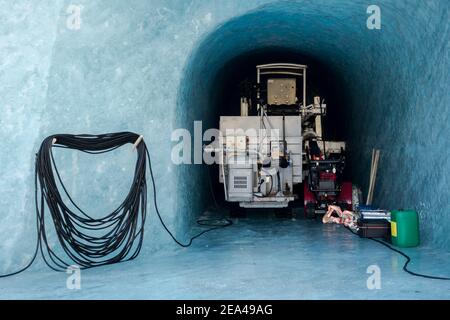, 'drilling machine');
205,63,352,217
